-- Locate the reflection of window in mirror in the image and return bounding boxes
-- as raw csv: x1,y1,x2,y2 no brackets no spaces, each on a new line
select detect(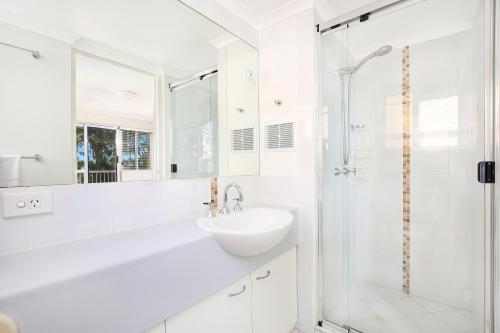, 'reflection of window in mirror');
74,53,156,184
